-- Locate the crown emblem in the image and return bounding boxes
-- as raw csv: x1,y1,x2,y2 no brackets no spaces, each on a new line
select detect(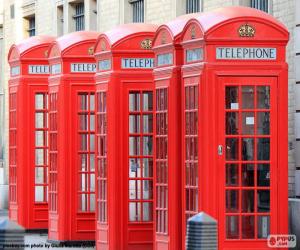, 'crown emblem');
101,41,106,51
141,39,152,49
44,50,49,58
88,47,94,55
161,31,167,45
191,25,196,39
238,24,255,37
